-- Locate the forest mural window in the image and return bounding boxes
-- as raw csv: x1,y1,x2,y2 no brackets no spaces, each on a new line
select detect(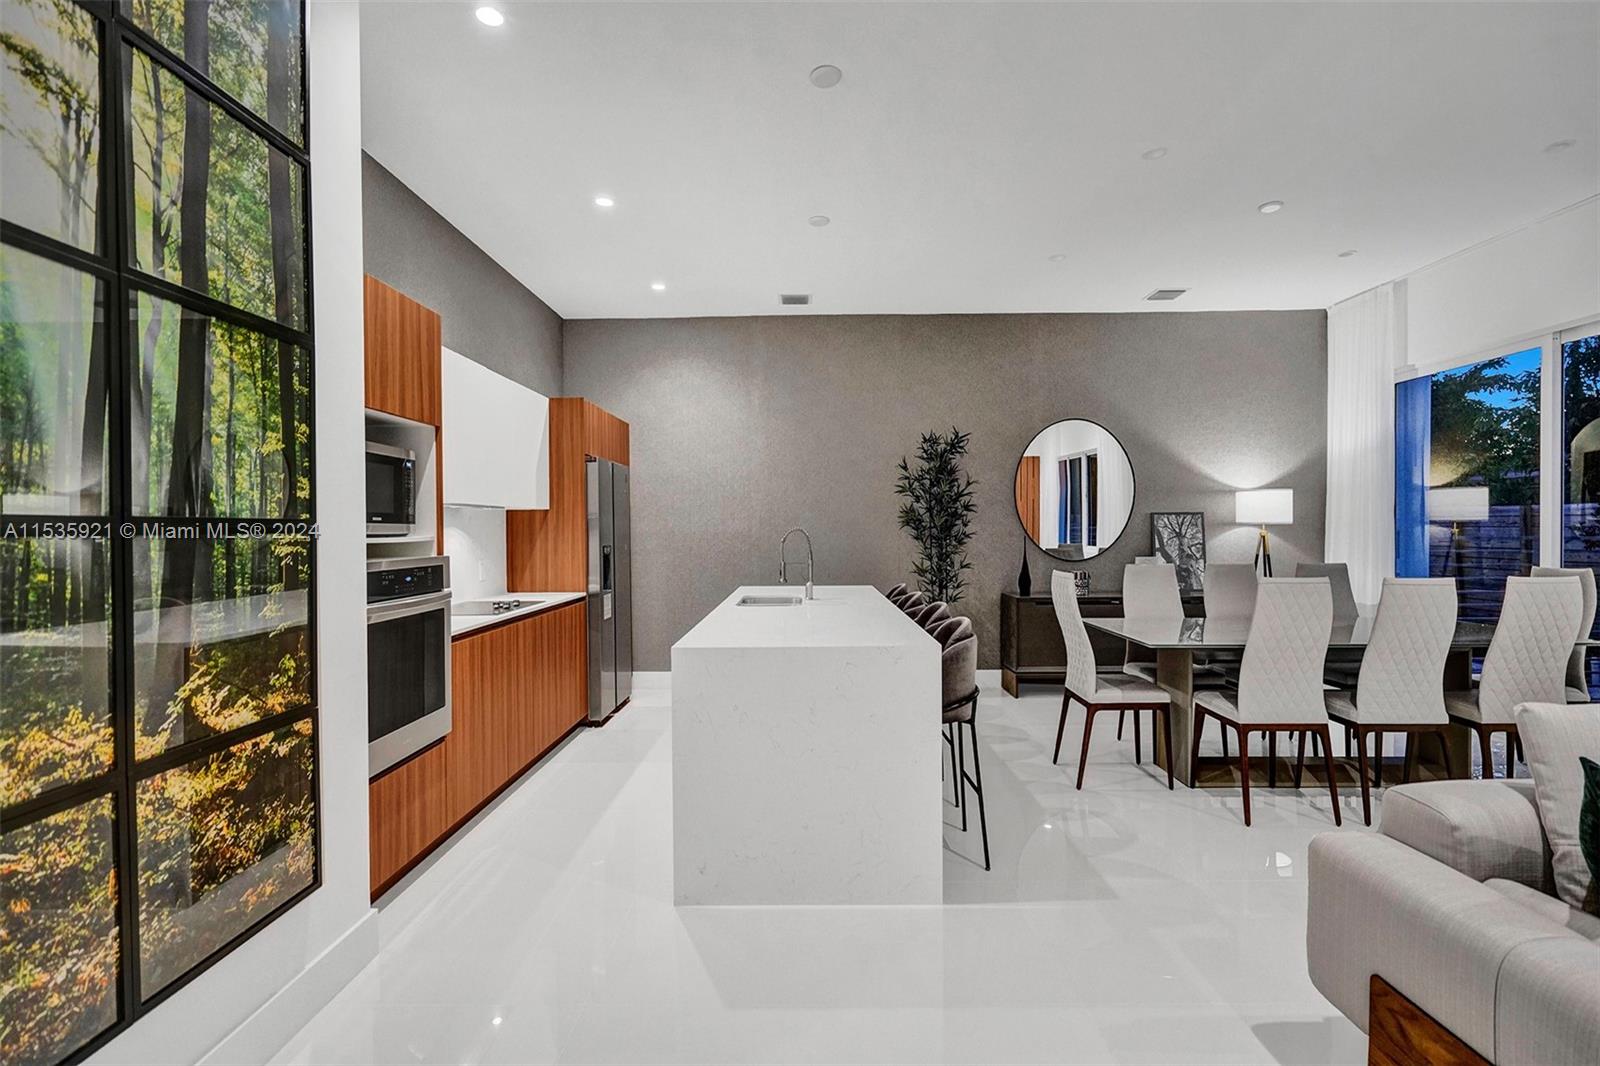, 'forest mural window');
1,3,316,1065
